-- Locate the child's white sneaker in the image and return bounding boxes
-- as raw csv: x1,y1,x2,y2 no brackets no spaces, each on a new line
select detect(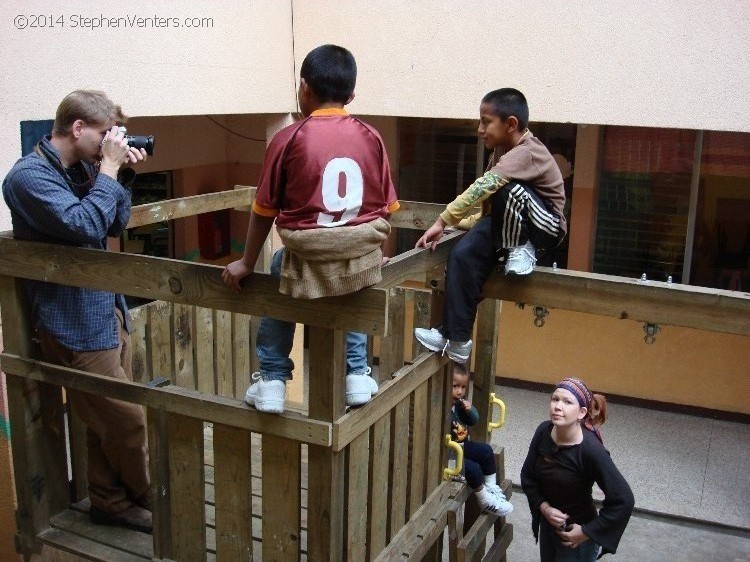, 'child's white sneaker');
485,482,507,500
245,373,286,414
346,373,379,407
505,240,536,275
476,487,513,516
